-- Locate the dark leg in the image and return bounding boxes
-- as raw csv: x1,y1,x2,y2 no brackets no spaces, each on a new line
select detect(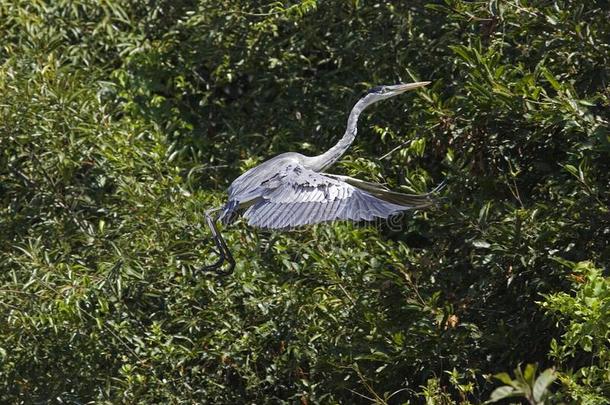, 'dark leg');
202,209,235,275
